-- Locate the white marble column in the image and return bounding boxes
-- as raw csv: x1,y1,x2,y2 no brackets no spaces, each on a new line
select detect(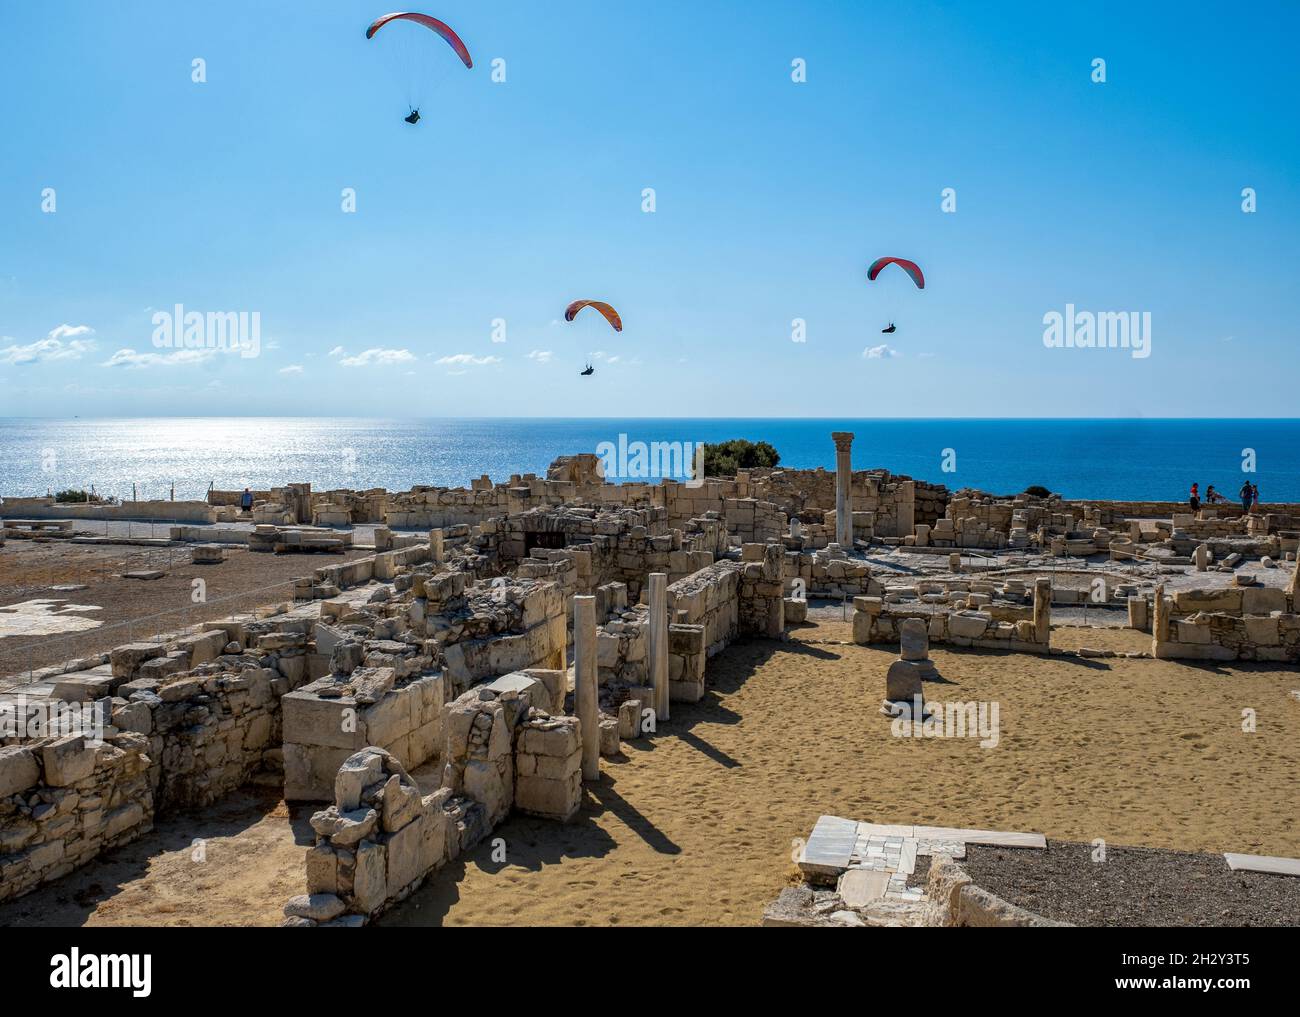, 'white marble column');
647,573,669,723
832,431,855,548
573,595,600,781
